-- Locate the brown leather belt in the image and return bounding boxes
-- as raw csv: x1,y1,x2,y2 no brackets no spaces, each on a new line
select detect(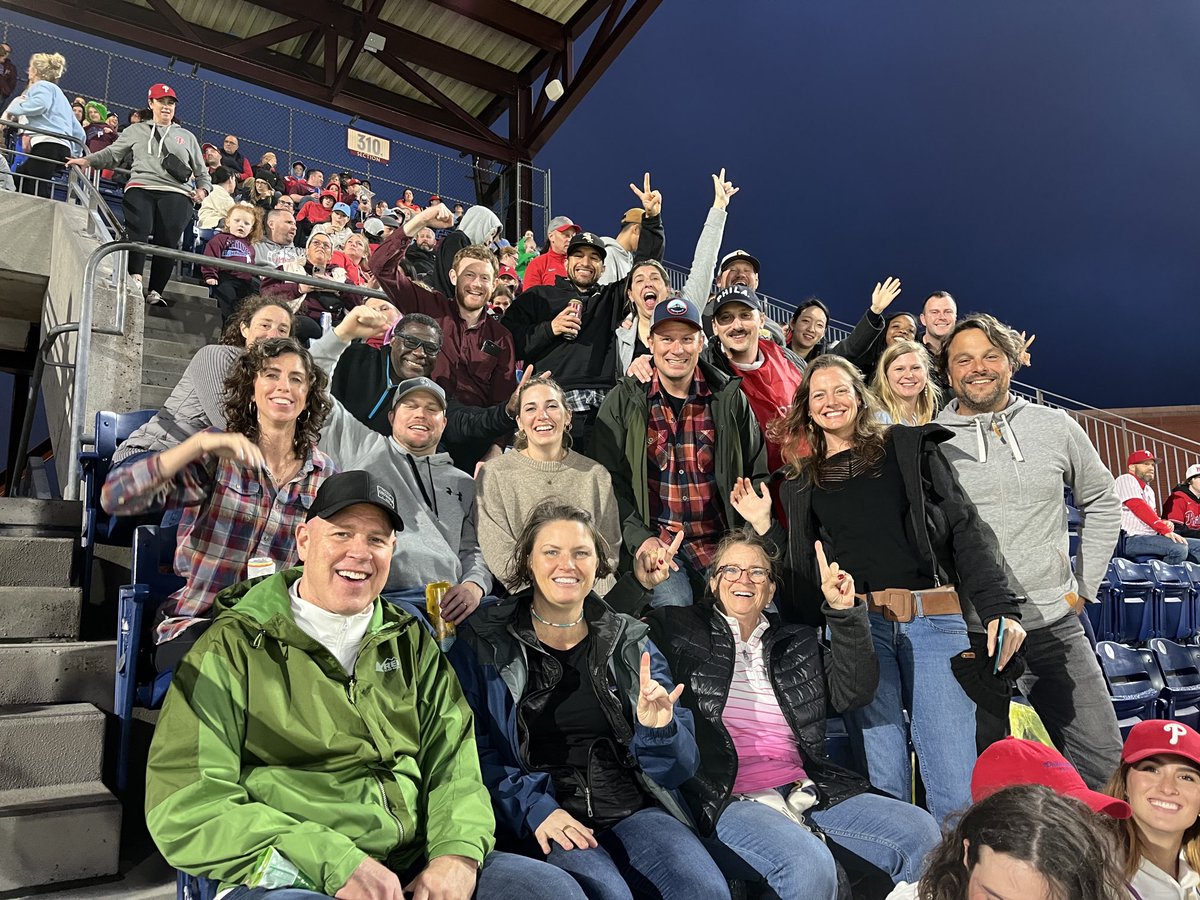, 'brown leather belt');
855,586,961,623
